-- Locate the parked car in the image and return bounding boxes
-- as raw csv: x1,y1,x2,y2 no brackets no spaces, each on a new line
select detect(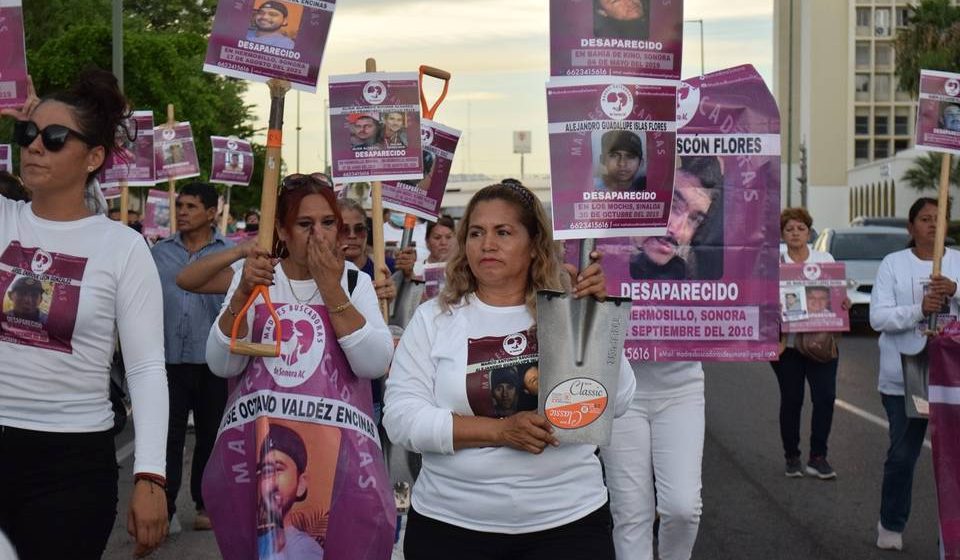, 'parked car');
813,226,911,325
850,216,909,229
